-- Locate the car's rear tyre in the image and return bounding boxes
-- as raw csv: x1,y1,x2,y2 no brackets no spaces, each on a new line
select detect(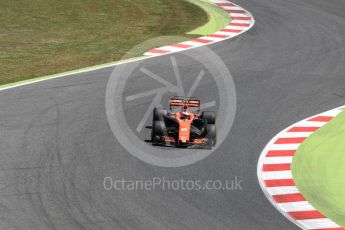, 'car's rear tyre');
153,108,167,121
201,111,216,124
203,124,216,146
151,121,167,142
